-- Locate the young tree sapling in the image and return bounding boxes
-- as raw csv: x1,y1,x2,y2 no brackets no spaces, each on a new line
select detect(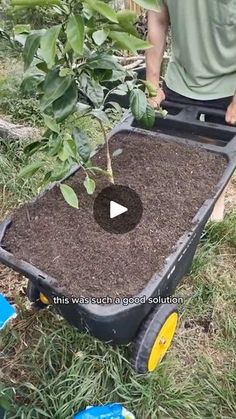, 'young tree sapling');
10,0,161,207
